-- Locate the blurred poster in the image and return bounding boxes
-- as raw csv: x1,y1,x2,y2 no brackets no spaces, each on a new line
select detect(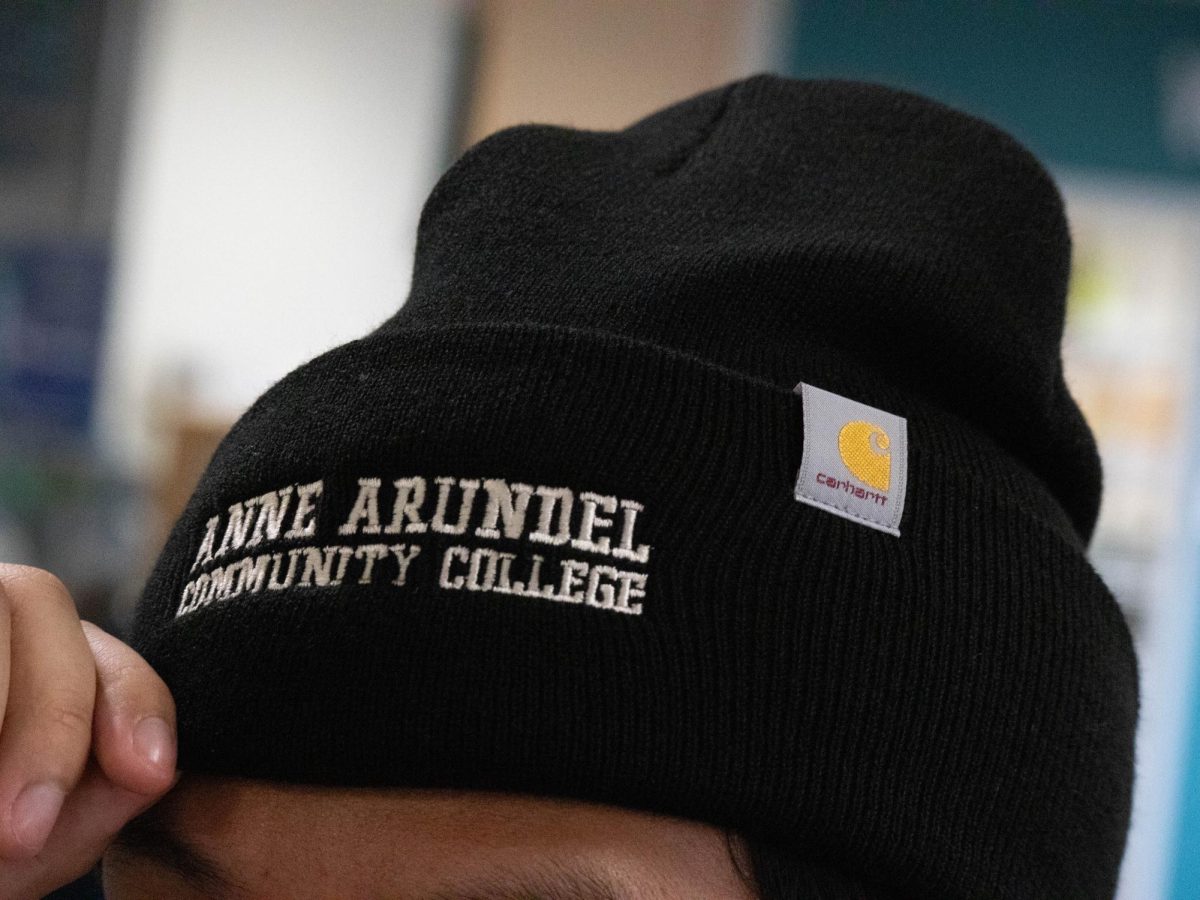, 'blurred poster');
0,242,109,440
